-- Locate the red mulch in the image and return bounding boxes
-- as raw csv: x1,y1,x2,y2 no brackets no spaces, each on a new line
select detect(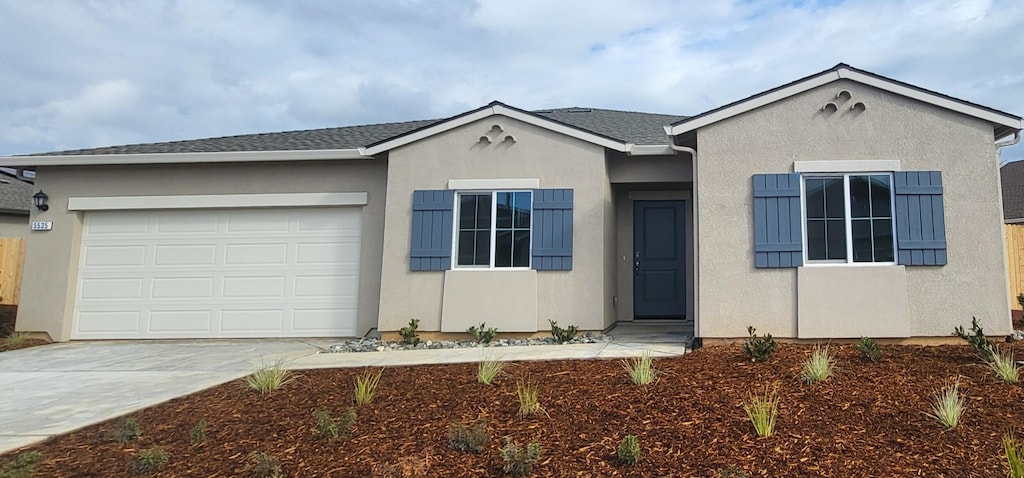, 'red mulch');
5,343,1024,477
